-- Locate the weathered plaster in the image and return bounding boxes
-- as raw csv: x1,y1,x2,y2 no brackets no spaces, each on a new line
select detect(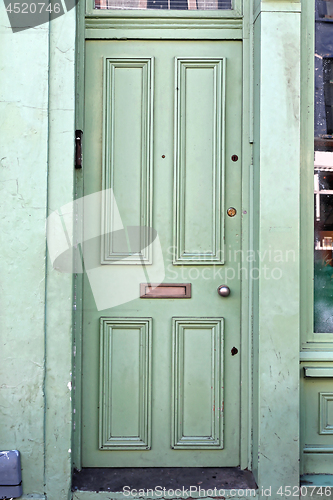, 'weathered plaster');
44,9,76,500
253,6,301,498
0,0,75,497
0,4,49,496
254,0,301,15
